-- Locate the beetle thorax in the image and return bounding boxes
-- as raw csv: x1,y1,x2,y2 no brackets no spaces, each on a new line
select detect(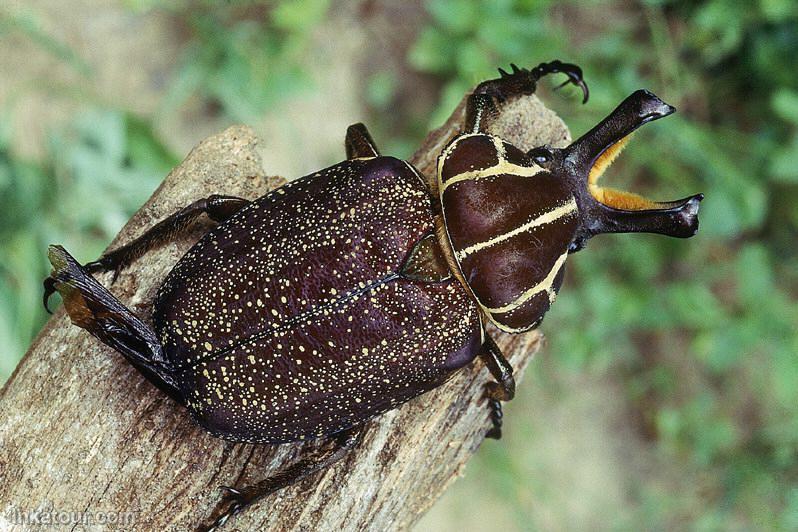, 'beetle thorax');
436,133,580,333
